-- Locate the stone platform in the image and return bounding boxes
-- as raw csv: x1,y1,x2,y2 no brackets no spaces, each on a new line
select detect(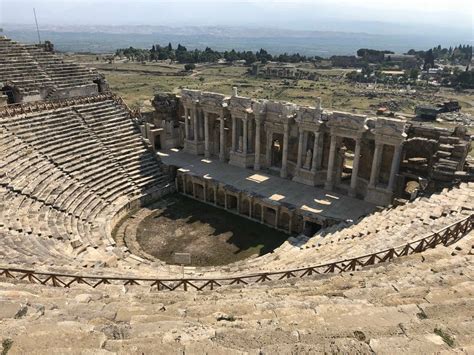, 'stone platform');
158,149,377,222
